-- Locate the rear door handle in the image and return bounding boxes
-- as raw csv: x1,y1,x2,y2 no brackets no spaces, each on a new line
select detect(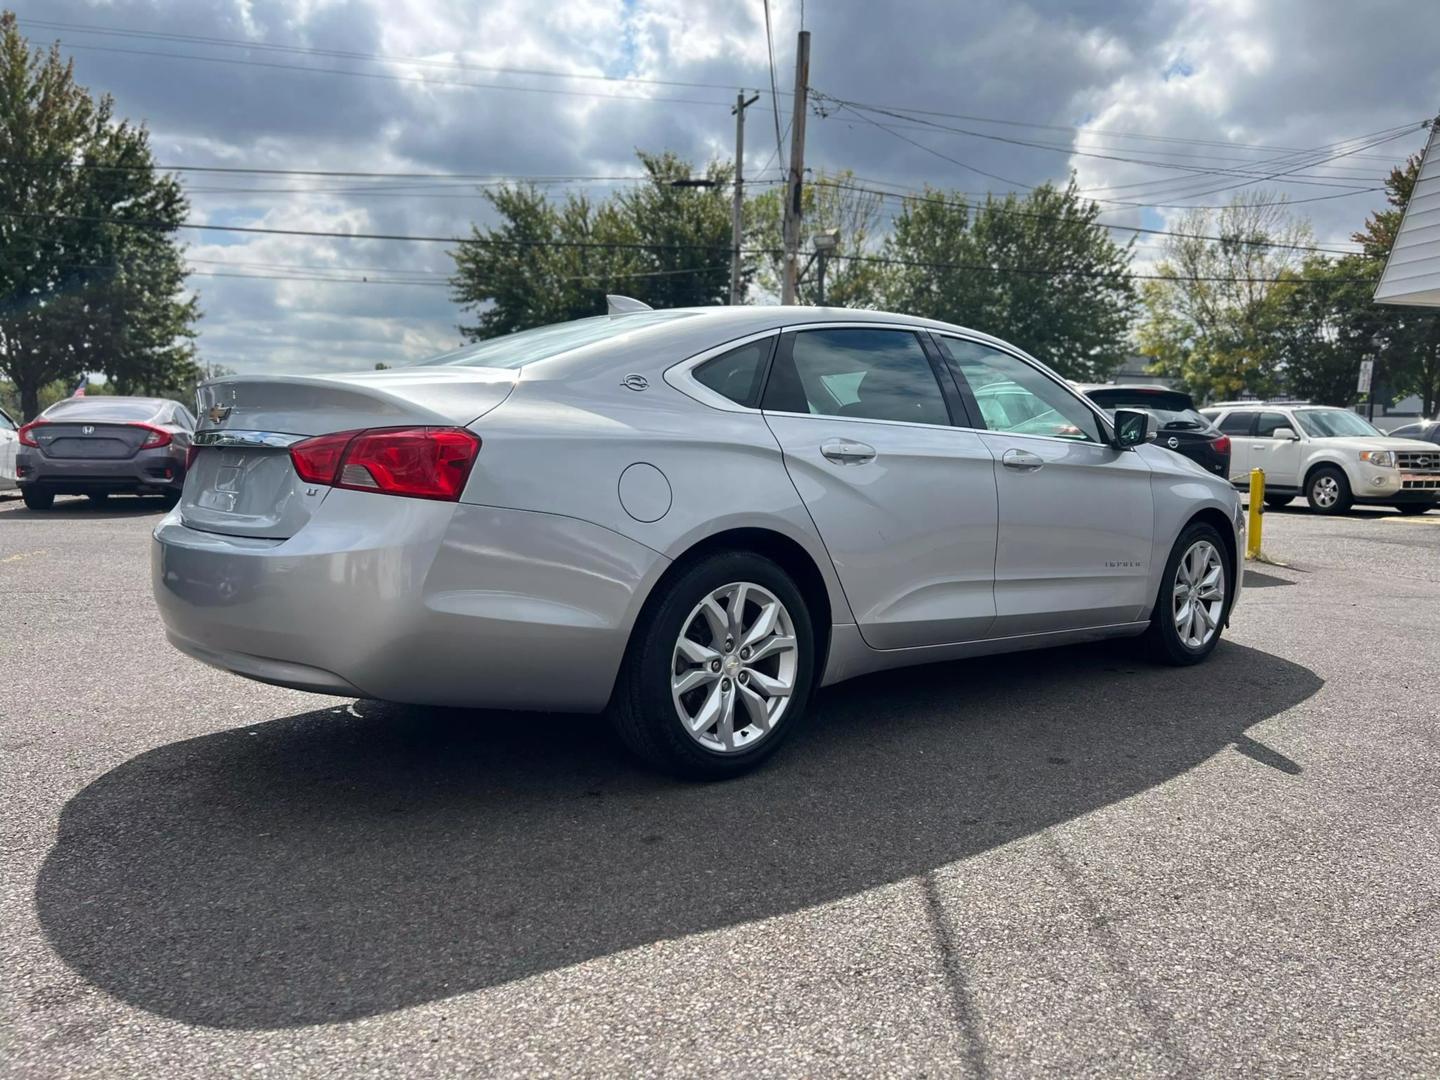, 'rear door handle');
1001,448,1044,471
821,438,876,465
